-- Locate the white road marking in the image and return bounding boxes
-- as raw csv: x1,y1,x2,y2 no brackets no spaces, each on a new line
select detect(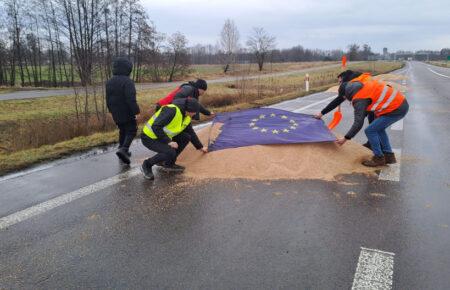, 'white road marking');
391,120,403,131
352,247,395,290
379,149,402,182
293,95,337,112
0,168,140,230
427,68,450,79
